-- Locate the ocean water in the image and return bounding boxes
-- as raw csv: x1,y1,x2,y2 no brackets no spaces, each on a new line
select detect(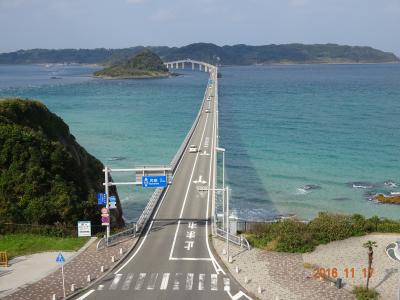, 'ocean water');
1,63,399,221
